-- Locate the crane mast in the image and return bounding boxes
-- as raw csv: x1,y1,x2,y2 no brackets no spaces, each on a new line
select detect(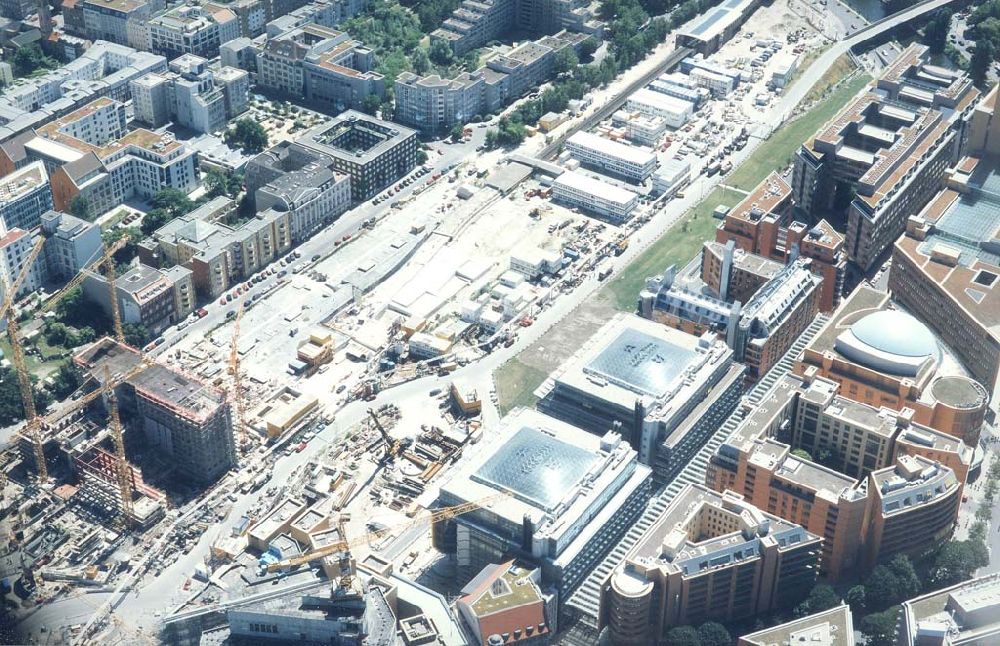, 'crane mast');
103,366,133,526
228,299,247,457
